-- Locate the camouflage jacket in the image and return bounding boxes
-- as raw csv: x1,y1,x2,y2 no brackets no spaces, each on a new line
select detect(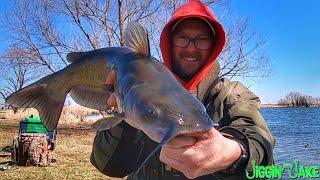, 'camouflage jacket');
90,77,275,180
